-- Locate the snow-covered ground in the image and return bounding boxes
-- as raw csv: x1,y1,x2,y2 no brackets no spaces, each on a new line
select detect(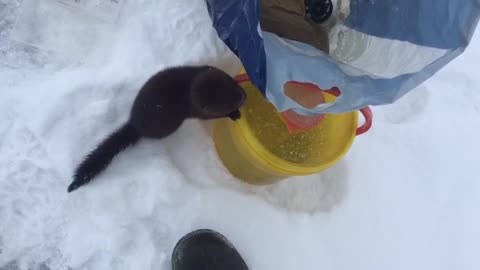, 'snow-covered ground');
1,0,479,269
